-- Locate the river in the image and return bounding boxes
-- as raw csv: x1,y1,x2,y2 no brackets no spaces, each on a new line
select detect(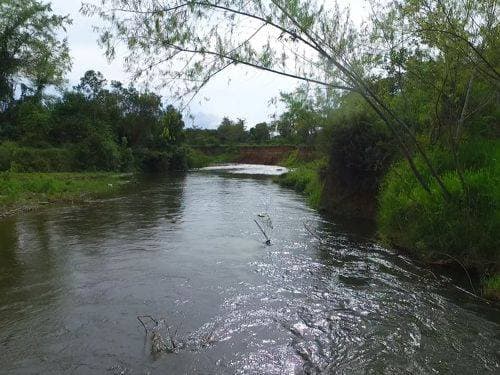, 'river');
0,165,498,374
